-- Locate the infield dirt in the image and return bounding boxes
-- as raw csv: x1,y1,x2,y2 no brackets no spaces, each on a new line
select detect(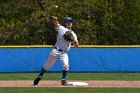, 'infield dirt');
0,80,140,88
